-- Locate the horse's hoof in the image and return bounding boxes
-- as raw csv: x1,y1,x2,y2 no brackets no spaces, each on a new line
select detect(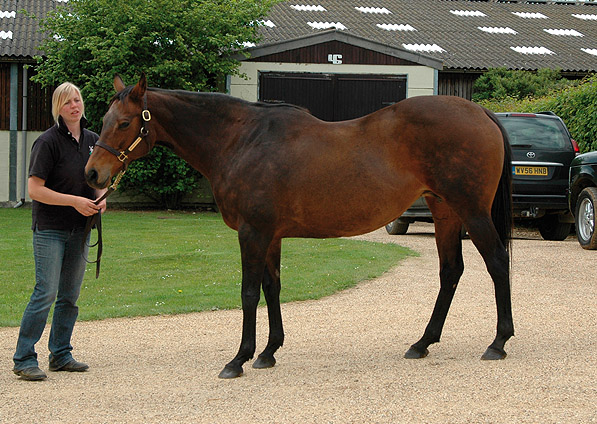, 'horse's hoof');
404,347,429,359
252,355,276,369
481,347,507,360
218,365,243,379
